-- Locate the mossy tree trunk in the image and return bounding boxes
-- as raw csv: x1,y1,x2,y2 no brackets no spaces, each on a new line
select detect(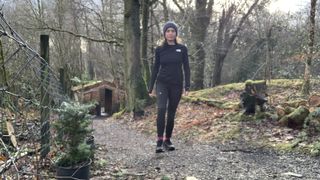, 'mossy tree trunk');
141,0,151,84
124,0,149,113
